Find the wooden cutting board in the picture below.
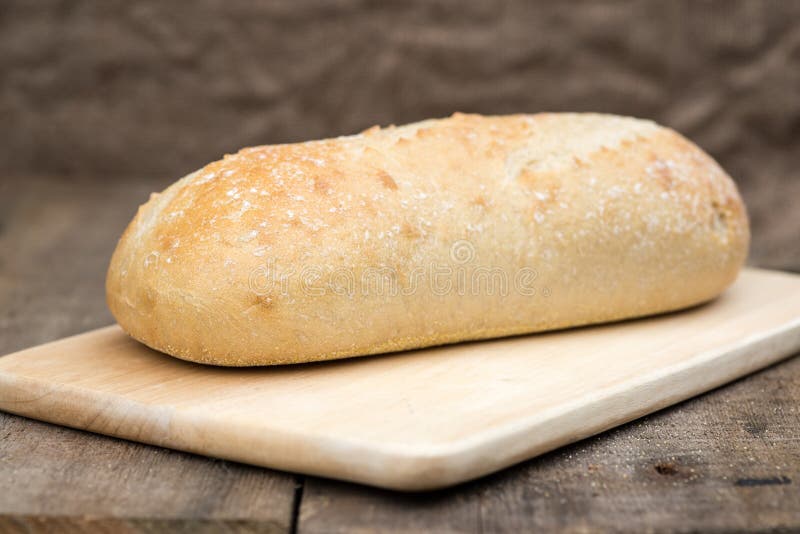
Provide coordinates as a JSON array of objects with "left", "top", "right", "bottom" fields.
[{"left": 1, "top": 268, "right": 799, "bottom": 491}]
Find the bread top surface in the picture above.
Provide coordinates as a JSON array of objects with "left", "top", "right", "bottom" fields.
[{"left": 107, "top": 113, "right": 749, "bottom": 365}]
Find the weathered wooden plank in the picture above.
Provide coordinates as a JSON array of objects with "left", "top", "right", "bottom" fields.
[
  {"left": 0, "top": 516, "right": 287, "bottom": 534},
  {"left": 297, "top": 355, "right": 800, "bottom": 533},
  {"left": 0, "top": 176, "right": 297, "bottom": 530},
  {"left": 0, "top": 412, "right": 296, "bottom": 531},
  {"left": 0, "top": 175, "right": 169, "bottom": 355}
]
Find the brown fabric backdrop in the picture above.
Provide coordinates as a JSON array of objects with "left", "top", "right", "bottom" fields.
[{"left": 2, "top": 0, "right": 798, "bottom": 269}]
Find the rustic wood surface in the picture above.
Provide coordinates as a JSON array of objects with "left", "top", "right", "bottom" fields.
[{"left": 1, "top": 175, "right": 798, "bottom": 532}]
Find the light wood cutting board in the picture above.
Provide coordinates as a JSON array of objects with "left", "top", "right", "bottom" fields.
[{"left": 1, "top": 268, "right": 799, "bottom": 491}]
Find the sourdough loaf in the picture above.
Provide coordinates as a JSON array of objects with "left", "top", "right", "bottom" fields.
[{"left": 106, "top": 113, "right": 749, "bottom": 365}]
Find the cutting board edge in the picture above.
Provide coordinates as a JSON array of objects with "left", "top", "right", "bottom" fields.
[
  {"left": 433, "top": 315, "right": 800, "bottom": 490},
  {"left": 1, "top": 316, "right": 799, "bottom": 491}
]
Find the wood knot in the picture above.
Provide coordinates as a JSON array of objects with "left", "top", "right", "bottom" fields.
[{"left": 654, "top": 462, "right": 678, "bottom": 476}]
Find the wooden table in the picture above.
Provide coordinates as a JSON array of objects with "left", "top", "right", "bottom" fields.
[{"left": 1, "top": 175, "right": 798, "bottom": 532}]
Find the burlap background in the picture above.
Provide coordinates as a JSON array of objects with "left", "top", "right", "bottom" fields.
[{"left": 2, "top": 0, "right": 798, "bottom": 269}]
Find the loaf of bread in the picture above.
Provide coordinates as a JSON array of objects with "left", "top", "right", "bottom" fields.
[{"left": 106, "top": 113, "right": 749, "bottom": 365}]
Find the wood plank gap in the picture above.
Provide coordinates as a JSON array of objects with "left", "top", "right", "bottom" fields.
[{"left": 290, "top": 476, "right": 305, "bottom": 534}]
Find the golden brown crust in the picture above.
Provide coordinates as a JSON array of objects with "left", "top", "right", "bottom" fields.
[{"left": 106, "top": 113, "right": 750, "bottom": 365}]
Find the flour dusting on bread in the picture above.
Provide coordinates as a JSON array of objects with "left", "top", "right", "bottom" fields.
[{"left": 107, "top": 113, "right": 749, "bottom": 365}]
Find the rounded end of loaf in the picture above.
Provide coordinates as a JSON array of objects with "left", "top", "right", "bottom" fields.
[{"left": 106, "top": 112, "right": 750, "bottom": 366}]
